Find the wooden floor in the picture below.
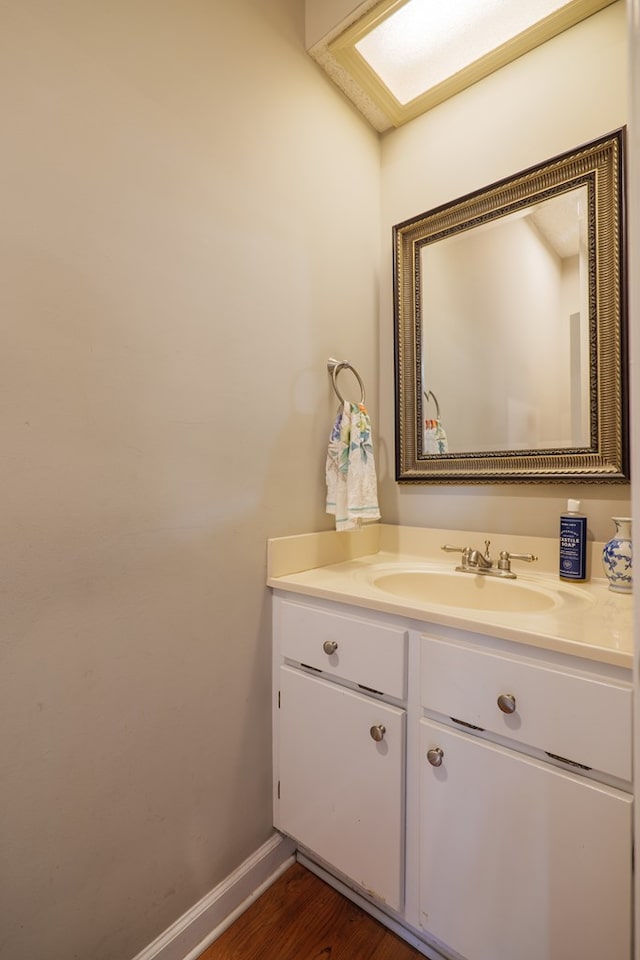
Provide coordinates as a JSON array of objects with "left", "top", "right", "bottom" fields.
[{"left": 197, "top": 862, "right": 425, "bottom": 960}]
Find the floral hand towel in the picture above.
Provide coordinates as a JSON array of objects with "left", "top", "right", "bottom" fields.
[
  {"left": 424, "top": 417, "right": 449, "bottom": 454},
  {"left": 326, "top": 401, "right": 381, "bottom": 532}
]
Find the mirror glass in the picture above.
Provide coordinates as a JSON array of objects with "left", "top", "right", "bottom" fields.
[
  {"left": 421, "top": 185, "right": 590, "bottom": 453},
  {"left": 394, "top": 130, "right": 627, "bottom": 482}
]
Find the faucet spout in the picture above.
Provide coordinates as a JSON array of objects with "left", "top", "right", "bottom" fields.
[
  {"left": 467, "top": 549, "right": 492, "bottom": 570},
  {"left": 448, "top": 540, "right": 495, "bottom": 575},
  {"left": 472, "top": 540, "right": 493, "bottom": 568}
]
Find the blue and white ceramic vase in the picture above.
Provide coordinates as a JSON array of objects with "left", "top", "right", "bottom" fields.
[{"left": 602, "top": 517, "right": 633, "bottom": 593}]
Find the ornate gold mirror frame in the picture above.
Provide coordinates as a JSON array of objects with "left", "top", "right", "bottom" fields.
[{"left": 394, "top": 129, "right": 628, "bottom": 483}]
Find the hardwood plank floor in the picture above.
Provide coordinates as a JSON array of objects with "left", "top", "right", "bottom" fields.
[{"left": 197, "top": 862, "right": 425, "bottom": 960}]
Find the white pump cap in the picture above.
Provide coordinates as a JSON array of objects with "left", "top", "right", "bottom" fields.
[{"left": 567, "top": 499, "right": 581, "bottom": 512}]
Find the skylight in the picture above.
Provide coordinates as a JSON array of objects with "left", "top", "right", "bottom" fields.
[
  {"left": 323, "top": 0, "right": 616, "bottom": 129},
  {"left": 355, "top": 0, "right": 584, "bottom": 106}
]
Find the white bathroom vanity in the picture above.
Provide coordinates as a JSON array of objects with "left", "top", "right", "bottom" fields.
[{"left": 268, "top": 524, "right": 633, "bottom": 960}]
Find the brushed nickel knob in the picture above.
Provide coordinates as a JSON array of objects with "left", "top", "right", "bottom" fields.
[
  {"left": 370, "top": 724, "right": 386, "bottom": 742},
  {"left": 497, "top": 693, "right": 517, "bottom": 714},
  {"left": 322, "top": 640, "right": 338, "bottom": 655},
  {"left": 427, "top": 747, "right": 444, "bottom": 767}
]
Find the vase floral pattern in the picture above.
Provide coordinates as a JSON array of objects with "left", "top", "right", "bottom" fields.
[{"left": 602, "top": 517, "right": 632, "bottom": 593}]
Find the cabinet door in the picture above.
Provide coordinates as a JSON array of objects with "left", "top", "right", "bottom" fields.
[
  {"left": 419, "top": 719, "right": 631, "bottom": 960},
  {"left": 278, "top": 665, "right": 405, "bottom": 911}
]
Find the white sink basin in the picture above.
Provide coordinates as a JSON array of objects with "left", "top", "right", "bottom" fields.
[{"left": 370, "top": 568, "right": 591, "bottom": 614}]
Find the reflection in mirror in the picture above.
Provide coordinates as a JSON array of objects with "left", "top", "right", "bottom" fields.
[
  {"left": 394, "top": 129, "right": 627, "bottom": 483},
  {"left": 421, "top": 186, "right": 590, "bottom": 453}
]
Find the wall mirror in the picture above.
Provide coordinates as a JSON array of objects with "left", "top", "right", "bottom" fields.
[{"left": 393, "top": 129, "right": 627, "bottom": 483}]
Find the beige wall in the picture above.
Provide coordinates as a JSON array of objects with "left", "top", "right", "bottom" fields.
[
  {"left": 305, "top": 0, "right": 366, "bottom": 47},
  {"left": 379, "top": 1, "right": 631, "bottom": 541},
  {"left": 0, "top": 2, "right": 380, "bottom": 958},
  {"left": 1, "top": 3, "right": 633, "bottom": 958}
]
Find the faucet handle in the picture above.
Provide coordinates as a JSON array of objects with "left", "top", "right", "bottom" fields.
[
  {"left": 442, "top": 544, "right": 474, "bottom": 566},
  {"left": 497, "top": 550, "right": 538, "bottom": 573}
]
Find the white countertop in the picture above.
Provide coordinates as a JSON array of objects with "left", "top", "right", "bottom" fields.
[{"left": 267, "top": 525, "right": 633, "bottom": 669}]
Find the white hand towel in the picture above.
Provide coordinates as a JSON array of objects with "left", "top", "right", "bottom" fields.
[{"left": 326, "top": 401, "right": 381, "bottom": 532}]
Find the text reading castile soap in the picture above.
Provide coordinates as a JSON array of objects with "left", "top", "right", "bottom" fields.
[{"left": 559, "top": 499, "right": 587, "bottom": 581}]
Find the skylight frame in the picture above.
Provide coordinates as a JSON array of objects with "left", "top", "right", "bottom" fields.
[{"left": 328, "top": 0, "right": 618, "bottom": 127}]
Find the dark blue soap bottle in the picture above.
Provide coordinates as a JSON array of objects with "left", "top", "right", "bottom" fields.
[{"left": 559, "top": 499, "right": 587, "bottom": 581}]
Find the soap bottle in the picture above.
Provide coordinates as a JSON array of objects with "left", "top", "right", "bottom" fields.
[{"left": 559, "top": 499, "right": 587, "bottom": 581}]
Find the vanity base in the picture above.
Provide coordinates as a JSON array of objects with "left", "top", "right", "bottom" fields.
[
  {"left": 270, "top": 531, "right": 633, "bottom": 960},
  {"left": 296, "top": 850, "right": 453, "bottom": 960}
]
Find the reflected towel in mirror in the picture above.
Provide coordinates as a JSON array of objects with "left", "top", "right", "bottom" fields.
[
  {"left": 424, "top": 418, "right": 449, "bottom": 454},
  {"left": 326, "top": 401, "right": 381, "bottom": 532}
]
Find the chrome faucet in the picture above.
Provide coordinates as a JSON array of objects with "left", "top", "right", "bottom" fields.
[
  {"left": 442, "top": 542, "right": 538, "bottom": 579},
  {"left": 462, "top": 541, "right": 493, "bottom": 570}
]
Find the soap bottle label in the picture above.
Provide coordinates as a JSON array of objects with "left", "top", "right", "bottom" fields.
[{"left": 559, "top": 516, "right": 587, "bottom": 580}]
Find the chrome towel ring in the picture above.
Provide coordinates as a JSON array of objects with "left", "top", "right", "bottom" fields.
[{"left": 327, "top": 357, "right": 366, "bottom": 405}]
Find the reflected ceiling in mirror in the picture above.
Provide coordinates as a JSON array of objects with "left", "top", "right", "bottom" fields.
[{"left": 394, "top": 129, "right": 627, "bottom": 483}]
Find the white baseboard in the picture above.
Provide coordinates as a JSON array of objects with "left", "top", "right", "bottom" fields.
[{"left": 131, "top": 832, "right": 296, "bottom": 960}]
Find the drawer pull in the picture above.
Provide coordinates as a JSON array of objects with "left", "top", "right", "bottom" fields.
[
  {"left": 427, "top": 747, "right": 444, "bottom": 767},
  {"left": 451, "top": 716, "right": 485, "bottom": 732},
  {"left": 497, "top": 693, "right": 517, "bottom": 714},
  {"left": 546, "top": 751, "right": 592, "bottom": 771},
  {"left": 322, "top": 640, "right": 338, "bottom": 655},
  {"left": 370, "top": 724, "right": 386, "bottom": 742}
]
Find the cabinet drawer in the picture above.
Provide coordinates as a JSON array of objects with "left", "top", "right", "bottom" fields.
[
  {"left": 421, "top": 635, "right": 632, "bottom": 780},
  {"left": 277, "top": 599, "right": 407, "bottom": 699}
]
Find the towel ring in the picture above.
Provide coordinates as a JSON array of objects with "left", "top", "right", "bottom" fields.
[
  {"left": 328, "top": 357, "right": 366, "bottom": 405},
  {"left": 424, "top": 389, "right": 441, "bottom": 419}
]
